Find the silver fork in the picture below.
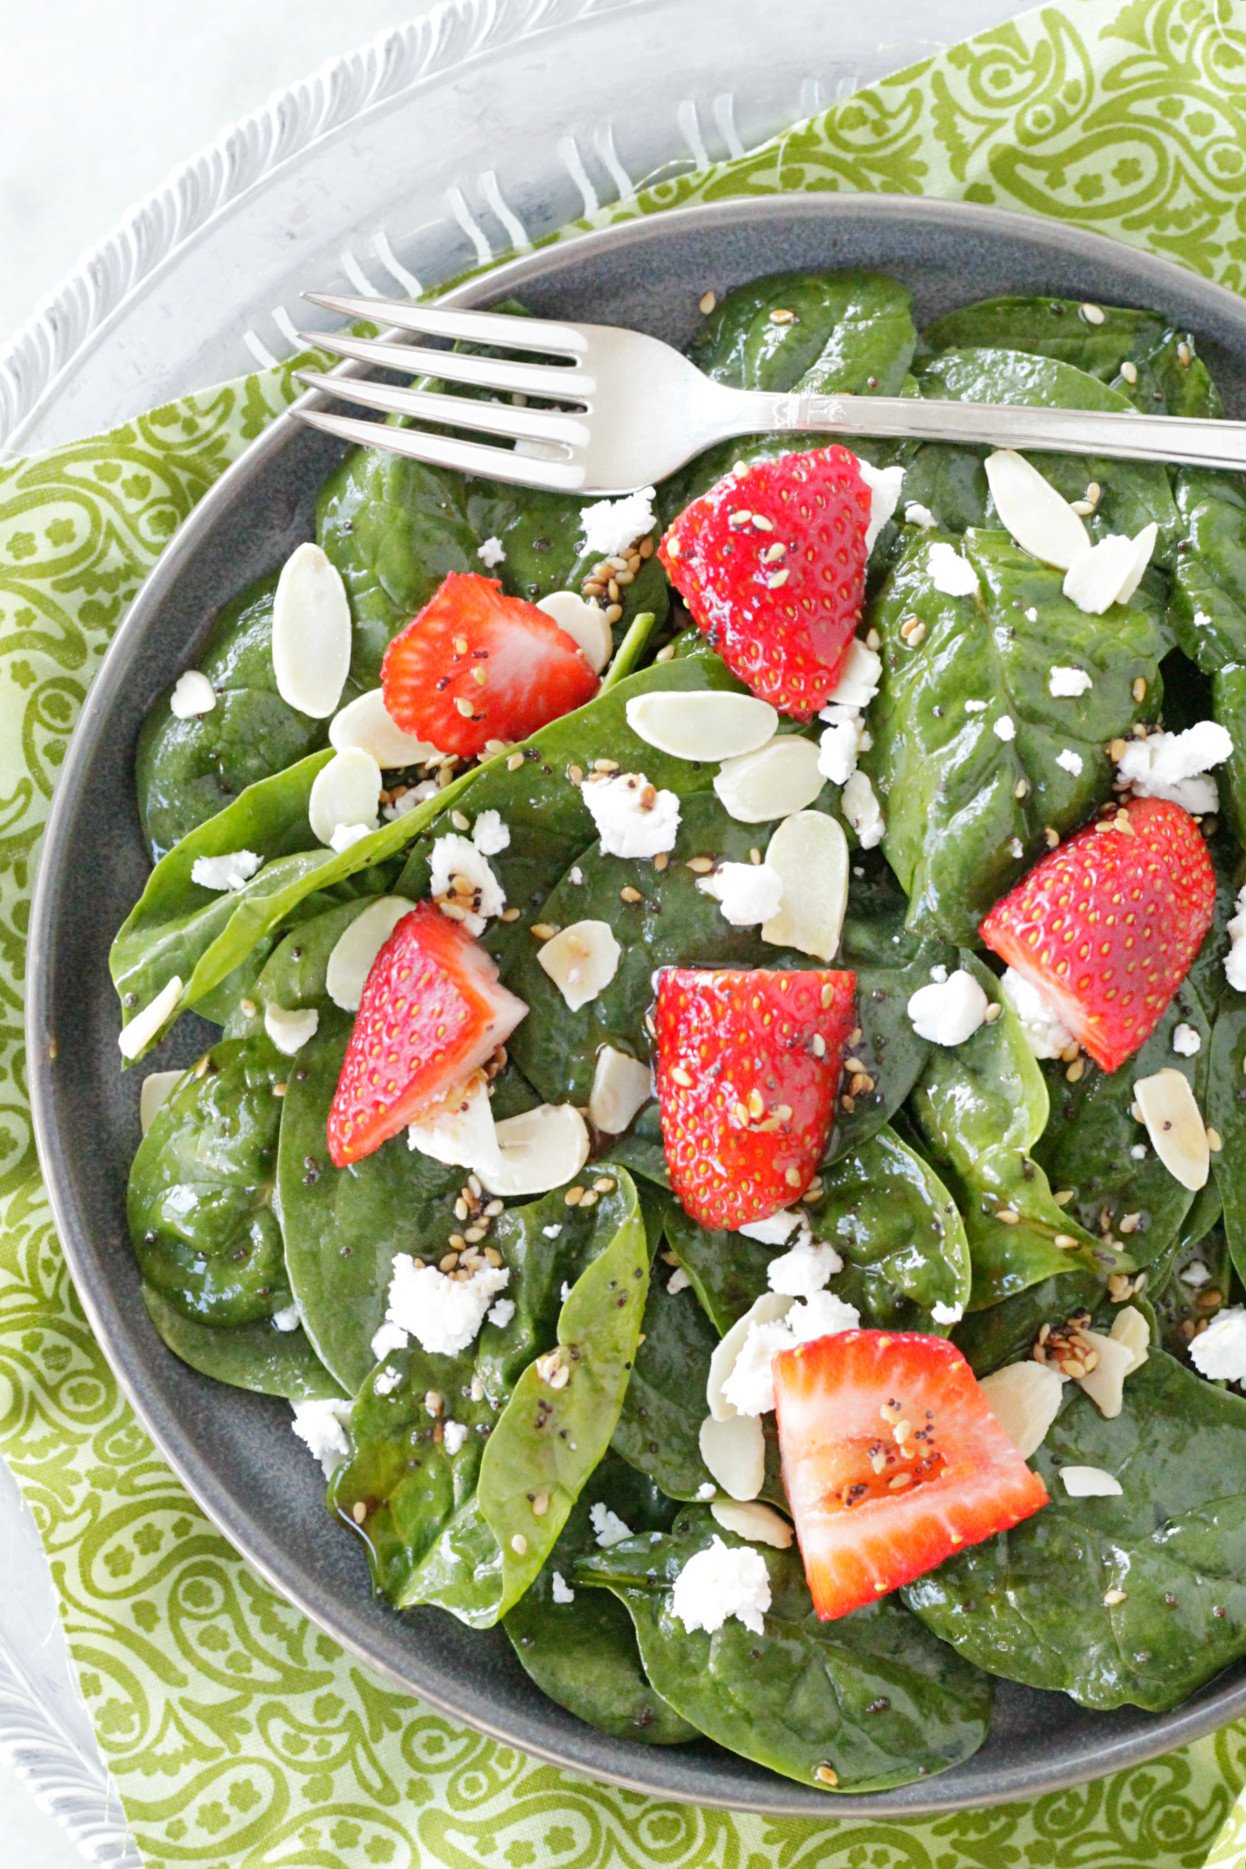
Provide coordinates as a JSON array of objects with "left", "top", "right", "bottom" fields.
[{"left": 293, "top": 291, "right": 1246, "bottom": 493}]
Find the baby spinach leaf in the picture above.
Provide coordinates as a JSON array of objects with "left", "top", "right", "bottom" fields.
[
  {"left": 504, "top": 1454, "right": 693, "bottom": 1745},
  {"left": 611, "top": 1274, "right": 720, "bottom": 1500},
  {"left": 1035, "top": 985, "right": 1210, "bottom": 1267},
  {"left": 275, "top": 1014, "right": 536, "bottom": 1392},
  {"left": 141, "top": 1284, "right": 343, "bottom": 1400},
  {"left": 136, "top": 574, "right": 335, "bottom": 860},
  {"left": 1214, "top": 663, "right": 1246, "bottom": 848},
  {"left": 952, "top": 1269, "right": 1106, "bottom": 1377},
  {"left": 906, "top": 1351, "right": 1246, "bottom": 1711},
  {"left": 919, "top": 297, "right": 1168, "bottom": 382},
  {"left": 1171, "top": 471, "right": 1246, "bottom": 672},
  {"left": 224, "top": 884, "right": 409, "bottom": 1038},
  {"left": 576, "top": 1509, "right": 992, "bottom": 1791},
  {"left": 329, "top": 1171, "right": 648, "bottom": 1626},
  {"left": 1207, "top": 1000, "right": 1246, "bottom": 1285},
  {"left": 128, "top": 1036, "right": 291, "bottom": 1326},
  {"left": 863, "top": 528, "right": 1165, "bottom": 941},
  {"left": 690, "top": 270, "right": 917, "bottom": 398}
]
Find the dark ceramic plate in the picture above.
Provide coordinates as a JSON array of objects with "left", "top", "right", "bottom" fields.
[{"left": 28, "top": 194, "right": 1246, "bottom": 1816}]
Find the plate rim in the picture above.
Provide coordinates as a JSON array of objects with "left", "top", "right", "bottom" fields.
[{"left": 28, "top": 189, "right": 1246, "bottom": 1820}]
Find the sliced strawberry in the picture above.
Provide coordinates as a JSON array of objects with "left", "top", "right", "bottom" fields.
[
  {"left": 658, "top": 448, "right": 870, "bottom": 718},
  {"left": 655, "top": 966, "right": 855, "bottom": 1229},
  {"left": 380, "top": 571, "right": 600, "bottom": 758},
  {"left": 979, "top": 796, "right": 1216, "bottom": 1073},
  {"left": 773, "top": 1330, "right": 1048, "bottom": 1620},
  {"left": 327, "top": 902, "right": 527, "bottom": 1167}
]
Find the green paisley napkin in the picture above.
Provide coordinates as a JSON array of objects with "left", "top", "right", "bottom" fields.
[{"left": 6, "top": 1, "right": 1246, "bottom": 1863}]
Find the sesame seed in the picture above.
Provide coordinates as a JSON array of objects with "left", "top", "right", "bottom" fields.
[
  {"left": 620, "top": 885, "right": 643, "bottom": 904},
  {"left": 565, "top": 1185, "right": 586, "bottom": 1206},
  {"left": 239, "top": 997, "right": 257, "bottom": 1018},
  {"left": 352, "top": 1502, "right": 367, "bottom": 1524},
  {"left": 1080, "top": 302, "right": 1106, "bottom": 325},
  {"left": 1132, "top": 676, "right": 1147, "bottom": 702},
  {"left": 454, "top": 696, "right": 475, "bottom": 718},
  {"left": 1120, "top": 360, "right": 1138, "bottom": 385},
  {"left": 699, "top": 290, "right": 717, "bottom": 315},
  {"left": 769, "top": 308, "right": 796, "bottom": 324},
  {"left": 507, "top": 751, "right": 524, "bottom": 771},
  {"left": 1208, "top": 1126, "right": 1223, "bottom": 1152},
  {"left": 511, "top": 1533, "right": 528, "bottom": 1555},
  {"left": 814, "top": 1765, "right": 839, "bottom": 1786},
  {"left": 656, "top": 644, "right": 675, "bottom": 662}
]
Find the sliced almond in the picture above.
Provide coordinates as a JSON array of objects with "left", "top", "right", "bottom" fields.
[
  {"left": 625, "top": 690, "right": 778, "bottom": 762},
  {"left": 308, "top": 748, "right": 382, "bottom": 847},
  {"left": 706, "top": 1291, "right": 793, "bottom": 1421},
  {"left": 483, "top": 1104, "right": 591, "bottom": 1197},
  {"left": 408, "top": 1069, "right": 499, "bottom": 1171},
  {"left": 1062, "top": 534, "right": 1138, "bottom": 616},
  {"left": 984, "top": 449, "right": 1090, "bottom": 571},
  {"left": 710, "top": 1499, "right": 793, "bottom": 1548},
  {"left": 325, "top": 897, "right": 414, "bottom": 1010},
  {"left": 536, "top": 919, "right": 622, "bottom": 1012},
  {"left": 979, "top": 1360, "right": 1065, "bottom": 1460},
  {"left": 698, "top": 1412, "right": 766, "bottom": 1502},
  {"left": 1116, "top": 521, "right": 1158, "bottom": 604},
  {"left": 263, "top": 1003, "right": 320, "bottom": 1057},
  {"left": 1060, "top": 1464, "right": 1122, "bottom": 1498},
  {"left": 1074, "top": 1331, "right": 1135, "bottom": 1420},
  {"left": 139, "top": 1069, "right": 183, "bottom": 1135},
  {"left": 713, "top": 737, "right": 825, "bottom": 823},
  {"left": 761, "top": 811, "right": 848, "bottom": 961},
  {"left": 272, "top": 541, "right": 352, "bottom": 718},
  {"left": 824, "top": 638, "right": 882, "bottom": 710},
  {"left": 537, "top": 591, "right": 614, "bottom": 673},
  {"left": 1134, "top": 1068, "right": 1210, "bottom": 1191},
  {"left": 118, "top": 975, "right": 182, "bottom": 1061},
  {"left": 169, "top": 670, "right": 216, "bottom": 719},
  {"left": 1109, "top": 1303, "right": 1150, "bottom": 1375},
  {"left": 588, "top": 1045, "right": 652, "bottom": 1134},
  {"left": 329, "top": 688, "right": 437, "bottom": 769}
]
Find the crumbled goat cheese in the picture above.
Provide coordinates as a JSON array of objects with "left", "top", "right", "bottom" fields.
[
  {"left": 1056, "top": 748, "right": 1084, "bottom": 776},
  {"left": 442, "top": 1420, "right": 469, "bottom": 1456},
  {"left": 723, "top": 1291, "right": 862, "bottom": 1416},
  {"left": 383, "top": 781, "right": 438, "bottom": 822},
  {"left": 823, "top": 639, "right": 882, "bottom": 711},
  {"left": 669, "top": 1537, "right": 771, "bottom": 1637},
  {"left": 559, "top": 1280, "right": 572, "bottom": 1302},
  {"left": 766, "top": 1237, "right": 843, "bottom": 1298},
  {"left": 1049, "top": 666, "right": 1093, "bottom": 697},
  {"left": 264, "top": 1003, "right": 320, "bottom": 1057},
  {"left": 370, "top": 1321, "right": 408, "bottom": 1361},
  {"left": 928, "top": 541, "right": 980, "bottom": 596},
  {"left": 1000, "top": 966, "right": 1075, "bottom": 1059},
  {"left": 476, "top": 536, "right": 506, "bottom": 567},
  {"left": 905, "top": 502, "right": 937, "bottom": 529},
  {"left": 1130, "top": 1143, "right": 1148, "bottom": 1160},
  {"left": 374, "top": 1366, "right": 403, "bottom": 1397},
  {"left": 291, "top": 1399, "right": 353, "bottom": 1477},
  {"left": 472, "top": 809, "right": 510, "bottom": 855},
  {"left": 543, "top": 1224, "right": 563, "bottom": 1239},
  {"left": 1190, "top": 1306, "right": 1246, "bottom": 1383},
  {"left": 696, "top": 1481, "right": 716, "bottom": 1501},
  {"left": 1228, "top": 884, "right": 1246, "bottom": 993},
  {"left": 383, "top": 1256, "right": 510, "bottom": 1357},
  {"left": 667, "top": 1266, "right": 691, "bottom": 1295},
  {"left": 589, "top": 1503, "right": 633, "bottom": 1548},
  {"left": 907, "top": 969, "right": 990, "bottom": 1047},
  {"left": 993, "top": 715, "right": 1017, "bottom": 743},
  {"left": 818, "top": 705, "right": 864, "bottom": 785},
  {"left": 1172, "top": 1023, "right": 1202, "bottom": 1057},
  {"left": 272, "top": 1303, "right": 301, "bottom": 1332},
  {"left": 581, "top": 770, "right": 681, "bottom": 858},
  {"left": 487, "top": 1297, "right": 515, "bottom": 1329},
  {"left": 842, "top": 769, "right": 884, "bottom": 849},
  {"left": 964, "top": 699, "right": 988, "bottom": 713},
  {"left": 739, "top": 1209, "right": 806, "bottom": 1247},
  {"left": 170, "top": 670, "right": 217, "bottom": 718},
  {"left": 330, "top": 822, "right": 373, "bottom": 853},
  {"left": 931, "top": 1300, "right": 965, "bottom": 1325},
  {"left": 858, "top": 460, "right": 905, "bottom": 553},
  {"left": 579, "top": 486, "right": 658, "bottom": 557},
  {"left": 428, "top": 833, "right": 506, "bottom": 934},
  {"left": 550, "top": 1570, "right": 575, "bottom": 1604},
  {"left": 191, "top": 849, "right": 262, "bottom": 892},
  {"left": 697, "top": 860, "right": 784, "bottom": 927},
  {"left": 1181, "top": 1259, "right": 1212, "bottom": 1288},
  {"left": 1116, "top": 721, "right": 1232, "bottom": 815}
]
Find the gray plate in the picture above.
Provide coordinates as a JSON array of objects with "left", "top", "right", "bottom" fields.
[{"left": 27, "top": 192, "right": 1246, "bottom": 1817}]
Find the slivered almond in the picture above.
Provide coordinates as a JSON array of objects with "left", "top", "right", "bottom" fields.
[
  {"left": 536, "top": 919, "right": 621, "bottom": 1012},
  {"left": 713, "top": 737, "right": 825, "bottom": 823},
  {"left": 625, "top": 690, "right": 778, "bottom": 762},
  {"left": 308, "top": 747, "right": 382, "bottom": 846},
  {"left": 979, "top": 1360, "right": 1065, "bottom": 1460},
  {"left": 483, "top": 1104, "right": 590, "bottom": 1197},
  {"left": 272, "top": 542, "right": 352, "bottom": 718},
  {"left": 698, "top": 1412, "right": 766, "bottom": 1502},
  {"left": 710, "top": 1500, "right": 793, "bottom": 1548},
  {"left": 1134, "top": 1068, "right": 1210, "bottom": 1191},
  {"left": 329, "top": 688, "right": 437, "bottom": 768},
  {"left": 326, "top": 897, "right": 414, "bottom": 1010},
  {"left": 984, "top": 450, "right": 1089, "bottom": 571},
  {"left": 1061, "top": 1465, "right": 1122, "bottom": 1497},
  {"left": 139, "top": 1069, "right": 183, "bottom": 1134},
  {"left": 1074, "top": 1330, "right": 1135, "bottom": 1419},
  {"left": 588, "top": 1045, "right": 652, "bottom": 1134},
  {"left": 1109, "top": 1304, "right": 1150, "bottom": 1375},
  {"left": 761, "top": 811, "right": 848, "bottom": 961},
  {"left": 537, "top": 591, "right": 613, "bottom": 673}
]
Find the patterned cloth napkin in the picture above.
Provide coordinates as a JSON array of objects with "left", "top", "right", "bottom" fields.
[{"left": 6, "top": 1, "right": 1246, "bottom": 1863}]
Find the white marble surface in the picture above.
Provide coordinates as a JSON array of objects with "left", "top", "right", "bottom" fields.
[{"left": 0, "top": 1756, "right": 81, "bottom": 1869}]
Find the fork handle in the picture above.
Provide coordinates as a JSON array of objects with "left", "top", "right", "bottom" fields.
[{"left": 748, "top": 388, "right": 1246, "bottom": 472}]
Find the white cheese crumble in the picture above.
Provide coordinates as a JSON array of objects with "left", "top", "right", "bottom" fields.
[
  {"left": 471, "top": 809, "right": 511, "bottom": 855},
  {"left": 1049, "top": 666, "right": 1093, "bottom": 697},
  {"left": 190, "top": 848, "right": 262, "bottom": 892},
  {"left": 374, "top": 1366, "right": 402, "bottom": 1397},
  {"left": 543, "top": 1224, "right": 563, "bottom": 1240},
  {"left": 1116, "top": 720, "right": 1232, "bottom": 815},
  {"left": 738, "top": 1209, "right": 806, "bottom": 1247},
  {"left": 589, "top": 1502, "right": 633, "bottom": 1548},
  {"left": 931, "top": 1300, "right": 964, "bottom": 1326},
  {"left": 1228, "top": 884, "right": 1246, "bottom": 993},
  {"left": 579, "top": 486, "right": 658, "bottom": 557},
  {"left": 964, "top": 699, "right": 988, "bottom": 713},
  {"left": 669, "top": 1537, "right": 771, "bottom": 1637},
  {"left": 1172, "top": 1023, "right": 1202, "bottom": 1057},
  {"left": 818, "top": 705, "right": 865, "bottom": 786},
  {"left": 993, "top": 715, "right": 1017, "bottom": 743},
  {"left": 581, "top": 770, "right": 681, "bottom": 858},
  {"left": 442, "top": 1419, "right": 469, "bottom": 1456},
  {"left": 370, "top": 1321, "right": 408, "bottom": 1362},
  {"left": 428, "top": 832, "right": 506, "bottom": 935},
  {"left": 330, "top": 822, "right": 373, "bottom": 853},
  {"left": 291, "top": 1399, "right": 353, "bottom": 1477},
  {"left": 263, "top": 1003, "right": 319, "bottom": 1057},
  {"left": 487, "top": 1297, "right": 515, "bottom": 1329},
  {"left": 550, "top": 1570, "right": 575, "bottom": 1604},
  {"left": 667, "top": 1266, "right": 691, "bottom": 1295},
  {"left": 696, "top": 1481, "right": 716, "bottom": 1501},
  {"left": 1000, "top": 967, "right": 1075, "bottom": 1059},
  {"left": 905, "top": 501, "right": 937, "bottom": 529},
  {"left": 1181, "top": 1259, "right": 1212, "bottom": 1288},
  {"left": 723, "top": 1291, "right": 862, "bottom": 1417},
  {"left": 766, "top": 1237, "right": 843, "bottom": 1298},
  {"left": 906, "top": 969, "right": 990, "bottom": 1047},
  {"left": 823, "top": 639, "right": 882, "bottom": 711},
  {"left": 1056, "top": 748, "right": 1084, "bottom": 776},
  {"left": 170, "top": 669, "right": 217, "bottom": 718},
  {"left": 841, "top": 769, "right": 885, "bottom": 849},
  {"left": 383, "top": 781, "right": 438, "bottom": 822},
  {"left": 1189, "top": 1306, "right": 1246, "bottom": 1382},
  {"left": 272, "top": 1303, "right": 301, "bottom": 1332},
  {"left": 928, "top": 541, "right": 980, "bottom": 597},
  {"left": 476, "top": 536, "right": 506, "bottom": 568},
  {"left": 697, "top": 860, "right": 784, "bottom": 927},
  {"left": 858, "top": 460, "right": 905, "bottom": 553},
  {"left": 382, "top": 1256, "right": 511, "bottom": 1357}
]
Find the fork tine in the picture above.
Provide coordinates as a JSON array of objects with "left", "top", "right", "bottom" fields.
[
  {"left": 299, "top": 328, "right": 594, "bottom": 401},
  {"left": 294, "top": 370, "right": 588, "bottom": 448},
  {"left": 305, "top": 291, "right": 589, "bottom": 359},
  {"left": 291, "top": 405, "right": 587, "bottom": 493}
]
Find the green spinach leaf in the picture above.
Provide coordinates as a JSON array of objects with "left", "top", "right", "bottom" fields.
[
  {"left": 140, "top": 1284, "right": 343, "bottom": 1400},
  {"left": 1207, "top": 1000, "right": 1246, "bottom": 1284}
]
